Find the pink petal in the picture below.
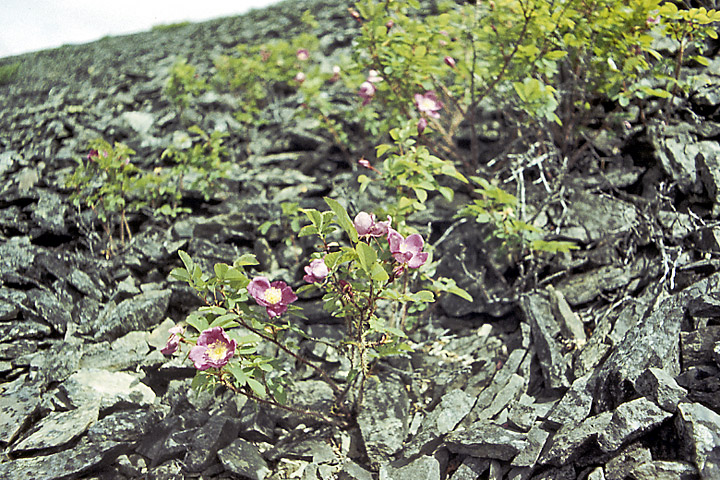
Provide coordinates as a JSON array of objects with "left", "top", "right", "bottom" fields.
[
  {"left": 407, "top": 252, "right": 428, "bottom": 269},
  {"left": 403, "top": 234, "right": 424, "bottom": 254},
  {"left": 387, "top": 228, "right": 403, "bottom": 253}
]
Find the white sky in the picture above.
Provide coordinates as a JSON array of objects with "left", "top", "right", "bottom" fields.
[{"left": 0, "top": 0, "right": 282, "bottom": 58}]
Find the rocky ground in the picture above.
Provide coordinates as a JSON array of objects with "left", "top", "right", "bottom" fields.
[{"left": 1, "top": 0, "right": 720, "bottom": 479}]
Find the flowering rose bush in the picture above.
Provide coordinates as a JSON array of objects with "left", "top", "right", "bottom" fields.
[
  {"left": 247, "top": 277, "right": 298, "bottom": 318},
  {"left": 189, "top": 327, "right": 237, "bottom": 370}
]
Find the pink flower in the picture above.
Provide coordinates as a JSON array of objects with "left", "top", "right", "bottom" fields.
[
  {"left": 295, "top": 71, "right": 306, "bottom": 83},
  {"left": 304, "top": 258, "right": 329, "bottom": 283},
  {"left": 354, "top": 212, "right": 391, "bottom": 237},
  {"left": 160, "top": 325, "right": 185, "bottom": 355},
  {"left": 415, "top": 91, "right": 443, "bottom": 119},
  {"left": 359, "top": 158, "right": 372, "bottom": 169},
  {"left": 417, "top": 117, "right": 428, "bottom": 134},
  {"left": 359, "top": 81, "right": 376, "bottom": 105},
  {"left": 248, "top": 276, "right": 297, "bottom": 317},
  {"left": 367, "top": 70, "right": 383, "bottom": 83},
  {"left": 296, "top": 49, "right": 310, "bottom": 61},
  {"left": 188, "top": 327, "right": 236, "bottom": 370},
  {"left": 444, "top": 56, "right": 456, "bottom": 68},
  {"left": 387, "top": 228, "right": 428, "bottom": 268}
]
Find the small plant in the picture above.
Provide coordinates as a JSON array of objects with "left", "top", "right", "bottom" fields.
[
  {"left": 163, "top": 198, "right": 447, "bottom": 422},
  {"left": 0, "top": 61, "right": 21, "bottom": 86},
  {"left": 165, "top": 58, "right": 207, "bottom": 115}
]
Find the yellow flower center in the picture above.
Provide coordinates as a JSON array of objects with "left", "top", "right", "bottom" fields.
[
  {"left": 207, "top": 342, "right": 228, "bottom": 362},
  {"left": 264, "top": 287, "right": 283, "bottom": 305}
]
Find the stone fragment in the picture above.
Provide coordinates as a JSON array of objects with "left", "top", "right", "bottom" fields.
[
  {"left": 68, "top": 269, "right": 105, "bottom": 302},
  {"left": 511, "top": 422, "right": 550, "bottom": 467},
  {"left": 548, "top": 286, "right": 586, "bottom": 346},
  {"left": 357, "top": 373, "right": 409, "bottom": 464},
  {"left": 0, "top": 318, "right": 52, "bottom": 343},
  {"left": 586, "top": 467, "right": 605, "bottom": 480},
  {"left": 530, "top": 465, "right": 575, "bottom": 479},
  {"left": 635, "top": 367, "right": 687, "bottom": 411},
  {"left": 239, "top": 402, "right": 276, "bottom": 443},
  {"left": 592, "top": 293, "right": 682, "bottom": 411},
  {"left": 650, "top": 123, "right": 702, "bottom": 193},
  {"left": 87, "top": 408, "right": 166, "bottom": 443},
  {"left": 475, "top": 374, "right": 524, "bottom": 422},
  {"left": 0, "top": 438, "right": 124, "bottom": 480},
  {"left": 445, "top": 422, "right": 527, "bottom": 461},
  {"left": 12, "top": 404, "right": 98, "bottom": 452},
  {"left": 597, "top": 397, "right": 672, "bottom": 452},
  {"left": 696, "top": 140, "right": 720, "bottom": 205},
  {"left": 338, "top": 459, "right": 374, "bottom": 480},
  {"left": 540, "top": 412, "right": 612, "bottom": 466},
  {"left": 681, "top": 326, "right": 720, "bottom": 368},
  {"left": 558, "top": 190, "right": 639, "bottom": 243},
  {"left": 546, "top": 373, "right": 595, "bottom": 428},
  {"left": 23, "top": 288, "right": 72, "bottom": 335},
  {"left": 676, "top": 402, "right": 720, "bottom": 479},
  {"left": 604, "top": 443, "right": 651, "bottom": 480},
  {"left": 630, "top": 460, "right": 699, "bottom": 480},
  {"left": 0, "top": 378, "right": 42, "bottom": 445},
  {"left": 185, "top": 415, "right": 241, "bottom": 472},
  {"left": 79, "top": 330, "right": 150, "bottom": 371},
  {"left": 521, "top": 292, "right": 570, "bottom": 389},
  {"left": 92, "top": 288, "right": 171, "bottom": 341},
  {"left": 218, "top": 438, "right": 270, "bottom": 480},
  {"left": 59, "top": 368, "right": 155, "bottom": 410},
  {"left": 31, "top": 189, "right": 67, "bottom": 235},
  {"left": 450, "top": 457, "right": 489, "bottom": 479},
  {"left": 379, "top": 455, "right": 440, "bottom": 480}
]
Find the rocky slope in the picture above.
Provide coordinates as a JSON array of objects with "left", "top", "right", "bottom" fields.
[{"left": 1, "top": 1, "right": 720, "bottom": 479}]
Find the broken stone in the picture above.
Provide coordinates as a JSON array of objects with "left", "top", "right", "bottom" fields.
[
  {"left": 338, "top": 459, "right": 374, "bottom": 480},
  {"left": 676, "top": 402, "right": 720, "bottom": 479},
  {"left": 604, "top": 442, "right": 652, "bottom": 480},
  {"left": 635, "top": 367, "right": 687, "bottom": 412},
  {"left": 59, "top": 368, "right": 156, "bottom": 410},
  {"left": 445, "top": 422, "right": 527, "bottom": 461},
  {"left": 539, "top": 412, "right": 612, "bottom": 466},
  {"left": 357, "top": 372, "right": 409, "bottom": 465},
  {"left": 681, "top": 325, "right": 720, "bottom": 368},
  {"left": 91, "top": 288, "right": 171, "bottom": 341},
  {"left": 511, "top": 422, "right": 550, "bottom": 467},
  {"left": 597, "top": 397, "right": 672, "bottom": 453},
  {"left": 184, "top": 414, "right": 241, "bottom": 472},
  {"left": 546, "top": 373, "right": 595, "bottom": 428},
  {"left": 450, "top": 457, "right": 489, "bottom": 479},
  {"left": 379, "top": 455, "right": 440, "bottom": 480},
  {"left": 12, "top": 404, "right": 99, "bottom": 453},
  {"left": 0, "top": 377, "right": 42, "bottom": 445},
  {"left": 630, "top": 460, "right": 699, "bottom": 480},
  {"left": 218, "top": 438, "right": 270, "bottom": 480},
  {"left": 466, "top": 348, "right": 527, "bottom": 423},
  {"left": 521, "top": 292, "right": 570, "bottom": 389}
]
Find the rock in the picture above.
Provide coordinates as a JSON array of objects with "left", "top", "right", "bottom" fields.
[
  {"left": 649, "top": 123, "right": 702, "bottom": 194},
  {"left": 604, "top": 442, "right": 651, "bottom": 480},
  {"left": 87, "top": 407, "right": 166, "bottom": 443},
  {"left": 0, "top": 377, "right": 42, "bottom": 445},
  {"left": 630, "top": 460, "right": 699, "bottom": 480},
  {"left": 635, "top": 367, "right": 687, "bottom": 412},
  {"left": 681, "top": 326, "right": 720, "bottom": 368},
  {"left": 539, "top": 412, "right": 613, "bottom": 466},
  {"left": 357, "top": 372, "right": 409, "bottom": 465},
  {"left": 184, "top": 414, "right": 241, "bottom": 472},
  {"left": 218, "top": 438, "right": 270, "bottom": 480},
  {"left": 11, "top": 404, "right": 99, "bottom": 453},
  {"left": 92, "top": 288, "right": 171, "bottom": 341},
  {"left": 59, "top": 368, "right": 156, "bottom": 410},
  {"left": 546, "top": 373, "right": 595, "bottom": 428},
  {"left": 596, "top": 397, "right": 672, "bottom": 453},
  {"left": 445, "top": 422, "right": 527, "bottom": 461},
  {"left": 511, "top": 423, "right": 550, "bottom": 467},
  {"left": 696, "top": 140, "right": 720, "bottom": 205},
  {"left": 339, "top": 459, "right": 374, "bottom": 480},
  {"left": 557, "top": 190, "right": 639, "bottom": 243},
  {"left": 676, "top": 402, "right": 720, "bottom": 479},
  {"left": 521, "top": 293, "right": 570, "bottom": 389},
  {"left": 450, "top": 457, "right": 489, "bottom": 479},
  {"left": 379, "top": 456, "right": 440, "bottom": 480}
]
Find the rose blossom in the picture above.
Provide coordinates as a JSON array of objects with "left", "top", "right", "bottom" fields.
[
  {"left": 304, "top": 258, "right": 329, "bottom": 283},
  {"left": 354, "top": 212, "right": 391, "bottom": 237},
  {"left": 415, "top": 91, "right": 443, "bottom": 119},
  {"left": 248, "top": 276, "right": 298, "bottom": 318},
  {"left": 358, "top": 81, "right": 376, "bottom": 105},
  {"left": 188, "top": 327, "right": 236, "bottom": 370},
  {"left": 387, "top": 228, "right": 428, "bottom": 269},
  {"left": 160, "top": 324, "right": 185, "bottom": 355}
]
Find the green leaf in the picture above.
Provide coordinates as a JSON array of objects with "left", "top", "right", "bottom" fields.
[
  {"left": 375, "top": 144, "right": 393, "bottom": 158},
  {"left": 412, "top": 290, "right": 435, "bottom": 302},
  {"left": 170, "top": 267, "right": 191, "bottom": 283},
  {"left": 209, "top": 314, "right": 239, "bottom": 329},
  {"left": 299, "top": 225, "right": 319, "bottom": 237},
  {"left": 214, "top": 263, "right": 229, "bottom": 279},
  {"left": 324, "top": 251, "right": 342, "bottom": 270},
  {"left": 186, "top": 314, "right": 210, "bottom": 333},
  {"left": 178, "top": 250, "right": 194, "bottom": 273},
  {"left": 235, "top": 253, "right": 259, "bottom": 267},
  {"left": 303, "top": 208, "right": 323, "bottom": 228},
  {"left": 356, "top": 242, "right": 377, "bottom": 275},
  {"left": 246, "top": 377, "right": 266, "bottom": 398},
  {"left": 325, "top": 197, "right": 358, "bottom": 243},
  {"left": 371, "top": 263, "right": 389, "bottom": 282}
]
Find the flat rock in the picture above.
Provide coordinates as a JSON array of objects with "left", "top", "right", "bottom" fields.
[
  {"left": 540, "top": 412, "right": 613, "bottom": 466},
  {"left": 676, "top": 402, "right": 720, "bottom": 479},
  {"left": 597, "top": 397, "right": 672, "bottom": 452},
  {"left": 521, "top": 293, "right": 570, "bottom": 389},
  {"left": 635, "top": 367, "right": 687, "bottom": 412},
  {"left": 445, "top": 422, "right": 527, "bottom": 461},
  {"left": 59, "top": 368, "right": 156, "bottom": 410},
  {"left": 218, "top": 438, "right": 270, "bottom": 480},
  {"left": 92, "top": 288, "right": 171, "bottom": 341},
  {"left": 630, "top": 460, "right": 699, "bottom": 480},
  {"left": 12, "top": 404, "right": 99, "bottom": 452},
  {"left": 0, "top": 378, "right": 42, "bottom": 445},
  {"left": 379, "top": 455, "right": 440, "bottom": 480}
]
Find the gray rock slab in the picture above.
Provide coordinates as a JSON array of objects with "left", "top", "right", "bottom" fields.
[
  {"left": 12, "top": 404, "right": 99, "bottom": 452},
  {"left": 466, "top": 348, "right": 527, "bottom": 424},
  {"left": 604, "top": 442, "right": 652, "bottom": 480},
  {"left": 631, "top": 460, "right": 699, "bottom": 480},
  {"left": 530, "top": 465, "right": 575, "bottom": 480},
  {"left": 87, "top": 407, "right": 167, "bottom": 443},
  {"left": 0, "top": 378, "right": 42, "bottom": 445},
  {"left": 546, "top": 373, "right": 595, "bottom": 428},
  {"left": 185, "top": 414, "right": 241, "bottom": 472},
  {"left": 540, "top": 412, "right": 613, "bottom": 466},
  {"left": 379, "top": 456, "right": 440, "bottom": 480},
  {"left": 450, "top": 457, "right": 489, "bottom": 479},
  {"left": 23, "top": 288, "right": 72, "bottom": 335},
  {"left": 445, "top": 422, "right": 527, "bottom": 461},
  {"left": 676, "top": 402, "right": 720, "bottom": 479},
  {"left": 696, "top": 140, "right": 720, "bottom": 204},
  {"left": 476, "top": 374, "right": 525, "bottom": 422},
  {"left": 681, "top": 325, "right": 720, "bottom": 368},
  {"left": 357, "top": 372, "right": 409, "bottom": 465},
  {"left": 521, "top": 292, "right": 570, "bottom": 389},
  {"left": 558, "top": 190, "right": 639, "bottom": 243},
  {"left": 218, "top": 438, "right": 270, "bottom": 480},
  {"left": 0, "top": 439, "right": 124, "bottom": 480},
  {"left": 592, "top": 292, "right": 682, "bottom": 411},
  {"left": 650, "top": 124, "right": 701, "bottom": 193},
  {"left": 339, "top": 459, "right": 374, "bottom": 480},
  {"left": 635, "top": 367, "right": 687, "bottom": 412},
  {"left": 512, "top": 422, "right": 550, "bottom": 467},
  {"left": 93, "top": 288, "right": 171, "bottom": 341},
  {"left": 59, "top": 368, "right": 155, "bottom": 410},
  {"left": 597, "top": 397, "right": 672, "bottom": 452},
  {"left": 0, "top": 318, "right": 52, "bottom": 343}
]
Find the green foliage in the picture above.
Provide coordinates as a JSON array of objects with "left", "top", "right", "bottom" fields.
[
  {"left": 0, "top": 61, "right": 21, "bottom": 86},
  {"left": 151, "top": 21, "right": 191, "bottom": 32},
  {"left": 165, "top": 58, "right": 207, "bottom": 112},
  {"left": 456, "top": 176, "right": 577, "bottom": 257}
]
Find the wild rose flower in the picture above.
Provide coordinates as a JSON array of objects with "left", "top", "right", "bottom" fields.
[
  {"left": 367, "top": 69, "right": 383, "bottom": 83},
  {"left": 295, "top": 71, "right": 306, "bottom": 83},
  {"left": 188, "top": 327, "right": 236, "bottom": 370},
  {"left": 417, "top": 117, "right": 428, "bottom": 134},
  {"left": 415, "top": 91, "right": 443, "bottom": 119},
  {"left": 444, "top": 56, "right": 456, "bottom": 68},
  {"left": 248, "top": 276, "right": 297, "bottom": 318},
  {"left": 354, "top": 212, "right": 391, "bottom": 237},
  {"left": 160, "top": 324, "right": 185, "bottom": 355},
  {"left": 296, "top": 48, "right": 310, "bottom": 61},
  {"left": 304, "top": 258, "right": 329, "bottom": 283},
  {"left": 330, "top": 65, "right": 341, "bottom": 82},
  {"left": 359, "top": 81, "right": 376, "bottom": 105},
  {"left": 387, "top": 228, "right": 428, "bottom": 269},
  {"left": 358, "top": 158, "right": 372, "bottom": 169}
]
